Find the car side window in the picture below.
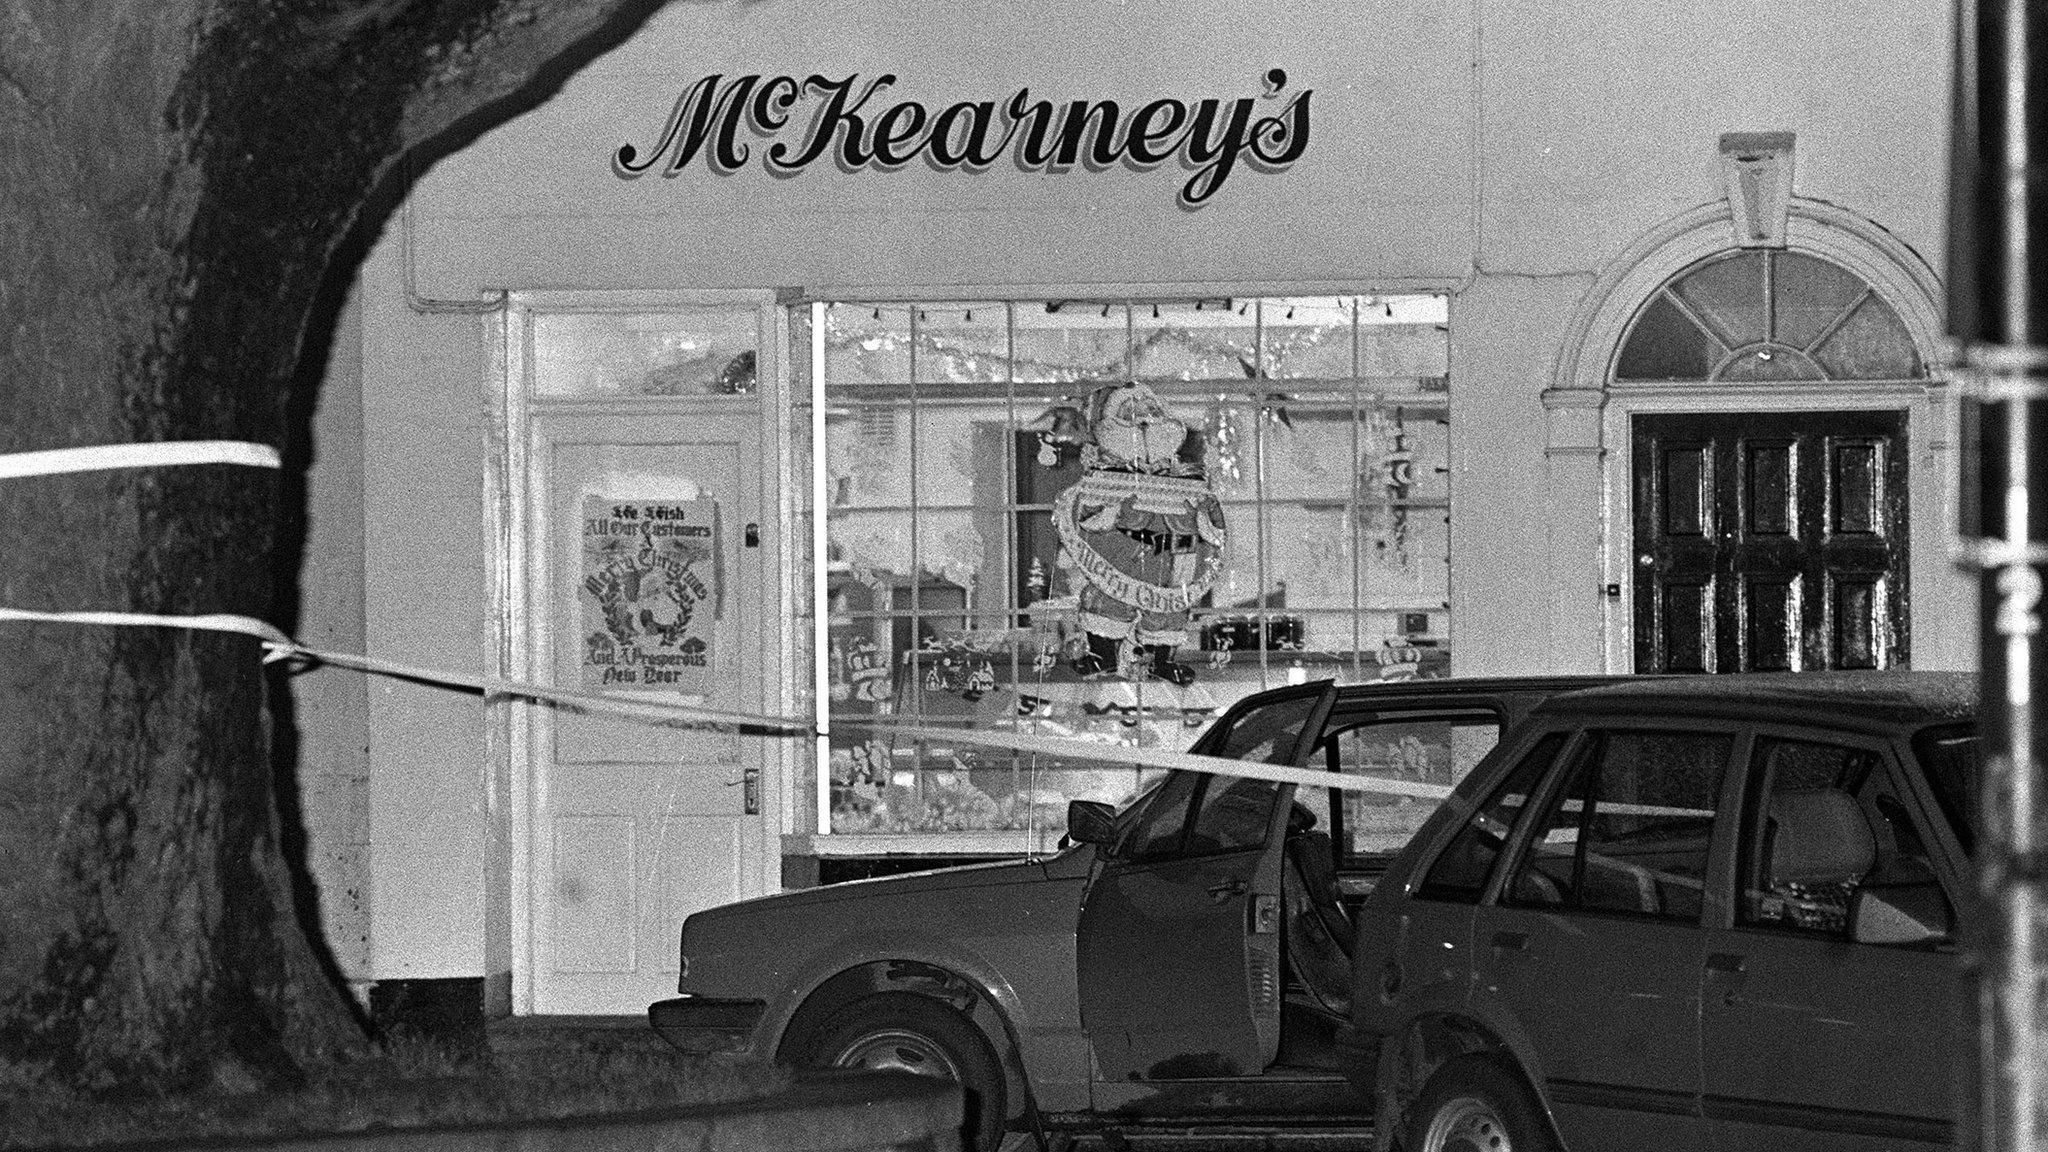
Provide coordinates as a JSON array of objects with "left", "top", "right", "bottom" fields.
[
  {"left": 1741, "top": 737, "right": 1953, "bottom": 941},
  {"left": 1416, "top": 733, "right": 1566, "bottom": 903},
  {"left": 1184, "top": 776, "right": 1284, "bottom": 855},
  {"left": 1209, "top": 692, "right": 1325, "bottom": 763},
  {"left": 1507, "top": 730, "right": 1729, "bottom": 922},
  {"left": 1312, "top": 713, "right": 1504, "bottom": 865},
  {"left": 1119, "top": 770, "right": 1202, "bottom": 859}
]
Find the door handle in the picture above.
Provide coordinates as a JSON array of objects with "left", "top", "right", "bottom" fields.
[
  {"left": 1704, "top": 951, "right": 1749, "bottom": 1005},
  {"left": 1490, "top": 930, "right": 1529, "bottom": 953},
  {"left": 1206, "top": 878, "right": 1249, "bottom": 903}
]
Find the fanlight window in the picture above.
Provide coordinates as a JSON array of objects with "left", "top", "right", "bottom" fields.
[{"left": 1614, "top": 251, "right": 1923, "bottom": 382}]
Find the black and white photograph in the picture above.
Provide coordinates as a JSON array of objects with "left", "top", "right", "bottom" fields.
[{"left": 0, "top": 1, "right": 2029, "bottom": 1149}]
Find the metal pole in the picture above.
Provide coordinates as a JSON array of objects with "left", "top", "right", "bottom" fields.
[{"left": 1955, "top": 3, "right": 2048, "bottom": 1151}]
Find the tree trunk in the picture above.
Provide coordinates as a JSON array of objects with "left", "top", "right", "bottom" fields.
[{"left": 0, "top": 0, "right": 664, "bottom": 1092}]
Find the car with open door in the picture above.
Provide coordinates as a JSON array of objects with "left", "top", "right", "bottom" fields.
[
  {"left": 1350, "top": 671, "right": 1976, "bottom": 1152},
  {"left": 649, "top": 675, "right": 1621, "bottom": 1150}
]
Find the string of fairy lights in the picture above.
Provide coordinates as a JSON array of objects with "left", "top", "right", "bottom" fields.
[{"left": 820, "top": 298, "right": 1387, "bottom": 388}]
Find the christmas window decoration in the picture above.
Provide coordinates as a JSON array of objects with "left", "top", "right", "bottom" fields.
[{"left": 801, "top": 296, "right": 1452, "bottom": 848}]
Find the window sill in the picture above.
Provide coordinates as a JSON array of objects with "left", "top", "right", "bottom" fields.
[{"left": 782, "top": 830, "right": 1066, "bottom": 857}]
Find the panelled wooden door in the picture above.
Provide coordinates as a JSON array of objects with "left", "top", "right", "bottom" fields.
[
  {"left": 525, "top": 408, "right": 773, "bottom": 1014},
  {"left": 1632, "top": 411, "right": 1907, "bottom": 673}
]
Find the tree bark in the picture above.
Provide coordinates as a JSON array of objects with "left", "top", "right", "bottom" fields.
[{"left": 0, "top": 0, "right": 665, "bottom": 1092}]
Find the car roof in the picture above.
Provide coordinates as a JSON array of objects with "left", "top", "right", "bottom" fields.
[
  {"left": 1532, "top": 670, "right": 1977, "bottom": 732},
  {"left": 1328, "top": 674, "right": 1636, "bottom": 708}
]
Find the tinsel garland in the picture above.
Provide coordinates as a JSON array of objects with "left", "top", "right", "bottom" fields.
[{"left": 822, "top": 307, "right": 1342, "bottom": 385}]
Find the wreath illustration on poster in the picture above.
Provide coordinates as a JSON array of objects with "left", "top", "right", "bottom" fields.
[
  {"left": 580, "top": 498, "right": 720, "bottom": 691},
  {"left": 1025, "top": 381, "right": 1225, "bottom": 684}
]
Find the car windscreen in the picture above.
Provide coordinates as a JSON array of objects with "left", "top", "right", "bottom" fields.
[{"left": 1912, "top": 723, "right": 1977, "bottom": 856}]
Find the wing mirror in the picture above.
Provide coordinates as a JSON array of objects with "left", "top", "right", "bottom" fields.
[
  {"left": 1850, "top": 882, "right": 1953, "bottom": 946},
  {"left": 1066, "top": 799, "right": 1118, "bottom": 847}
]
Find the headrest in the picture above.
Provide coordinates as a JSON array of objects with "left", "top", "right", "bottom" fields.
[
  {"left": 1768, "top": 788, "right": 1875, "bottom": 885},
  {"left": 1287, "top": 801, "right": 1318, "bottom": 834}
]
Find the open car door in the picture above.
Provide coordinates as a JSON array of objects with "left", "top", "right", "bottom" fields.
[{"left": 1076, "top": 681, "right": 1340, "bottom": 1085}]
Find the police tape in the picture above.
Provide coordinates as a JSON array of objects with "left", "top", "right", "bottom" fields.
[
  {"left": 0, "top": 606, "right": 1455, "bottom": 801},
  {"left": 831, "top": 716, "right": 1455, "bottom": 800},
  {"left": 0, "top": 440, "right": 281, "bottom": 479},
  {"left": 1, "top": 440, "right": 1455, "bottom": 800}
]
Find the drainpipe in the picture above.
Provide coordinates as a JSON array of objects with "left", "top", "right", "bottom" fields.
[{"left": 1954, "top": 2, "right": 2048, "bottom": 1151}]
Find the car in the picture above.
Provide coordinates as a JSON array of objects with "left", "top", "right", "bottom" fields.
[
  {"left": 648, "top": 675, "right": 1628, "bottom": 1150},
  {"left": 1349, "top": 670, "right": 1976, "bottom": 1152}
]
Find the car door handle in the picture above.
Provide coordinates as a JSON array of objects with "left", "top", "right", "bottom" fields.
[
  {"left": 1704, "top": 952, "right": 1749, "bottom": 1005},
  {"left": 1206, "top": 878, "right": 1249, "bottom": 902},
  {"left": 1490, "top": 931, "right": 1528, "bottom": 953}
]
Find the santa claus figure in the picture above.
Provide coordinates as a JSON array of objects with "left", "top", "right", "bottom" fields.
[{"left": 1027, "top": 381, "right": 1226, "bottom": 684}]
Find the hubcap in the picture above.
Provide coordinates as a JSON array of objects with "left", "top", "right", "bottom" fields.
[
  {"left": 828, "top": 1027, "right": 963, "bottom": 1081},
  {"left": 1422, "top": 1095, "right": 1514, "bottom": 1152}
]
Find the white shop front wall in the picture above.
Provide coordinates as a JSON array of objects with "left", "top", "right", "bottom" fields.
[
  {"left": 401, "top": 0, "right": 1476, "bottom": 294},
  {"left": 337, "top": 0, "right": 1959, "bottom": 1002}
]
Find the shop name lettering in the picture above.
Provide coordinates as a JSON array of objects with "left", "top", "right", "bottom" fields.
[{"left": 613, "top": 68, "right": 1310, "bottom": 209}]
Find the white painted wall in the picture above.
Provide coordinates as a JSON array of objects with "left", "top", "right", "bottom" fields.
[
  {"left": 1474, "top": 0, "right": 1947, "bottom": 275},
  {"left": 322, "top": 0, "right": 1960, "bottom": 983},
  {"left": 296, "top": 287, "right": 372, "bottom": 991},
  {"left": 358, "top": 234, "right": 495, "bottom": 978},
  {"left": 404, "top": 0, "right": 1476, "bottom": 295}
]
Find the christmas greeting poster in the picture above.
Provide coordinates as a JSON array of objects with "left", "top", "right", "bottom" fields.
[{"left": 579, "top": 498, "right": 720, "bottom": 692}]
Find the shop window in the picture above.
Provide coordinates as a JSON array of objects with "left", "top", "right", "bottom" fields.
[
  {"left": 1614, "top": 251, "right": 1924, "bottom": 383},
  {"left": 801, "top": 296, "right": 1453, "bottom": 847}
]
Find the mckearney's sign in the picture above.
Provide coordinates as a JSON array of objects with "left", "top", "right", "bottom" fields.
[{"left": 613, "top": 68, "right": 1310, "bottom": 209}]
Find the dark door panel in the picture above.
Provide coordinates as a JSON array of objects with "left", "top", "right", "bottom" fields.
[
  {"left": 1699, "top": 936, "right": 1954, "bottom": 1151},
  {"left": 1471, "top": 727, "right": 1731, "bottom": 1152},
  {"left": 1741, "top": 577, "right": 1797, "bottom": 671},
  {"left": 1077, "top": 682, "right": 1339, "bottom": 1089},
  {"left": 1657, "top": 579, "right": 1715, "bottom": 673},
  {"left": 1633, "top": 411, "right": 1907, "bottom": 673},
  {"left": 1471, "top": 909, "right": 1710, "bottom": 1152},
  {"left": 1077, "top": 845, "right": 1275, "bottom": 1080}
]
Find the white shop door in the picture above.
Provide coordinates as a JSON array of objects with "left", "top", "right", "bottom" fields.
[{"left": 525, "top": 410, "right": 774, "bottom": 1014}]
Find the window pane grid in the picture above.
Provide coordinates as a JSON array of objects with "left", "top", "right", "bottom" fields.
[
  {"left": 1615, "top": 252, "right": 1924, "bottom": 383},
  {"left": 816, "top": 296, "right": 1450, "bottom": 842}
]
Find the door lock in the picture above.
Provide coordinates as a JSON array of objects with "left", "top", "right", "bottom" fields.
[
  {"left": 745, "top": 522, "right": 760, "bottom": 548},
  {"left": 1252, "top": 894, "right": 1281, "bottom": 935}
]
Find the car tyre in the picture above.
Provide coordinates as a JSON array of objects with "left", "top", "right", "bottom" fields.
[
  {"left": 1406, "top": 1054, "right": 1559, "bottom": 1152},
  {"left": 809, "top": 991, "right": 1011, "bottom": 1152}
]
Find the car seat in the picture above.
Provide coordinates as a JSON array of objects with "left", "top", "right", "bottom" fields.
[
  {"left": 1283, "top": 805, "right": 1352, "bottom": 1016},
  {"left": 1769, "top": 788, "right": 1877, "bottom": 885},
  {"left": 1580, "top": 852, "right": 1664, "bottom": 915},
  {"left": 1760, "top": 787, "right": 1877, "bottom": 932}
]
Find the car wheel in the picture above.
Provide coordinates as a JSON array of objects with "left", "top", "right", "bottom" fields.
[
  {"left": 809, "top": 991, "right": 1010, "bottom": 1152},
  {"left": 1407, "top": 1054, "right": 1559, "bottom": 1152}
]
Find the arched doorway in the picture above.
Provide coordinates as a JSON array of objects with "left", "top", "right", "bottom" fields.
[{"left": 1615, "top": 249, "right": 1926, "bottom": 672}]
